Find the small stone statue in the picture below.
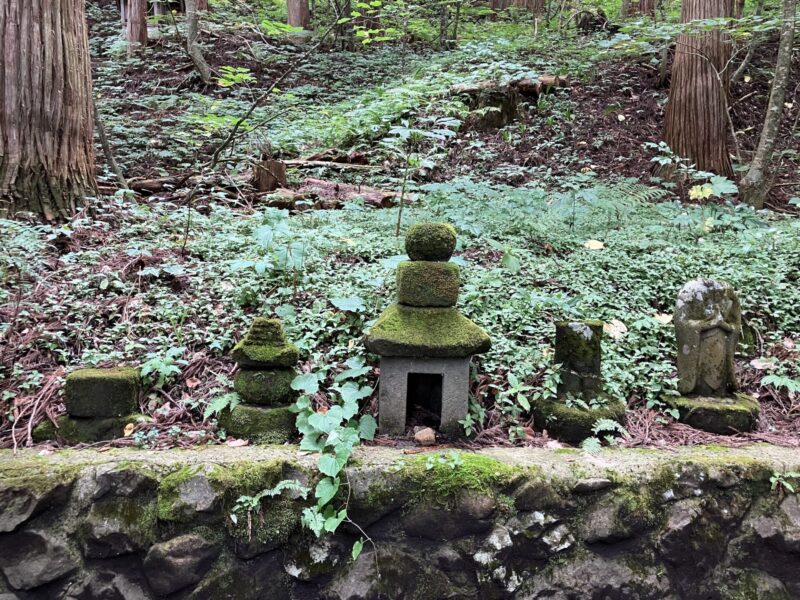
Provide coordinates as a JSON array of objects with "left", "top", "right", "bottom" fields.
[
  {"left": 675, "top": 278, "right": 741, "bottom": 397},
  {"left": 668, "top": 278, "right": 759, "bottom": 434}
]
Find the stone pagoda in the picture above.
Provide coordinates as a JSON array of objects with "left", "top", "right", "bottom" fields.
[
  {"left": 219, "top": 318, "right": 298, "bottom": 443},
  {"left": 365, "top": 222, "right": 491, "bottom": 435},
  {"left": 666, "top": 278, "right": 759, "bottom": 433}
]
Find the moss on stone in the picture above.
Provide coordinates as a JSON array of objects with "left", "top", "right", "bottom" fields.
[
  {"left": 665, "top": 393, "right": 760, "bottom": 434},
  {"left": 233, "top": 369, "right": 298, "bottom": 406},
  {"left": 86, "top": 496, "right": 158, "bottom": 546},
  {"left": 217, "top": 404, "right": 295, "bottom": 444},
  {"left": 531, "top": 397, "right": 625, "bottom": 443},
  {"left": 405, "top": 452, "right": 520, "bottom": 506},
  {"left": 32, "top": 414, "right": 150, "bottom": 444},
  {"left": 365, "top": 304, "right": 490, "bottom": 358},
  {"left": 405, "top": 222, "right": 457, "bottom": 261},
  {"left": 554, "top": 321, "right": 603, "bottom": 398},
  {"left": 232, "top": 318, "right": 299, "bottom": 368},
  {"left": 157, "top": 465, "right": 198, "bottom": 521},
  {"left": 65, "top": 367, "right": 140, "bottom": 418},
  {"left": 396, "top": 261, "right": 460, "bottom": 307}
]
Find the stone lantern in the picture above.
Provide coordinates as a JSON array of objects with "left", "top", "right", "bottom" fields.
[{"left": 365, "top": 223, "right": 491, "bottom": 435}]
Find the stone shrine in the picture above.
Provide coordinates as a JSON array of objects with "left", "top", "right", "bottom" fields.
[
  {"left": 218, "top": 318, "right": 298, "bottom": 443},
  {"left": 532, "top": 320, "right": 626, "bottom": 442},
  {"left": 666, "top": 278, "right": 760, "bottom": 433},
  {"left": 365, "top": 223, "right": 491, "bottom": 435}
]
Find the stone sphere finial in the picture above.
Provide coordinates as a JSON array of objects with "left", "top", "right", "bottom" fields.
[{"left": 405, "top": 222, "right": 457, "bottom": 262}]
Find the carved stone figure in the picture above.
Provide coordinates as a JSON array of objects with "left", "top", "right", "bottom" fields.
[
  {"left": 668, "top": 278, "right": 759, "bottom": 434},
  {"left": 675, "top": 278, "right": 741, "bottom": 397}
]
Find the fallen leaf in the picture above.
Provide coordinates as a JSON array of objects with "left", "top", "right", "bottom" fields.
[
  {"left": 225, "top": 438, "right": 249, "bottom": 447},
  {"left": 784, "top": 338, "right": 796, "bottom": 350},
  {"left": 653, "top": 313, "right": 673, "bottom": 324},
  {"left": 583, "top": 239, "right": 604, "bottom": 250},
  {"left": 544, "top": 440, "right": 564, "bottom": 449},
  {"left": 186, "top": 377, "right": 201, "bottom": 389},
  {"left": 750, "top": 358, "right": 777, "bottom": 370},
  {"left": 123, "top": 423, "right": 135, "bottom": 437},
  {"left": 603, "top": 319, "right": 628, "bottom": 340},
  {"left": 38, "top": 448, "right": 54, "bottom": 456},
  {"left": 744, "top": 75, "right": 752, "bottom": 83},
  {"left": 617, "top": 113, "right": 626, "bottom": 122}
]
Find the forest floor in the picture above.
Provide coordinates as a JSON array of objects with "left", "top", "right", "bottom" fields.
[{"left": 1, "top": 0, "right": 799, "bottom": 451}]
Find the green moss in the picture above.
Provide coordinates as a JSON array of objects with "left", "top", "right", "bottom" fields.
[
  {"left": 405, "top": 452, "right": 520, "bottom": 506},
  {"left": 531, "top": 397, "right": 625, "bottom": 443},
  {"left": 396, "top": 261, "right": 460, "bottom": 307},
  {"left": 90, "top": 497, "right": 158, "bottom": 544},
  {"left": 231, "top": 340, "right": 299, "bottom": 369},
  {"left": 233, "top": 369, "right": 297, "bottom": 406},
  {"left": 405, "top": 222, "right": 457, "bottom": 261},
  {"left": 65, "top": 367, "right": 140, "bottom": 418},
  {"left": 554, "top": 321, "right": 603, "bottom": 397},
  {"left": 665, "top": 393, "right": 760, "bottom": 434},
  {"left": 157, "top": 465, "right": 198, "bottom": 521},
  {"left": 231, "top": 318, "right": 299, "bottom": 368},
  {"left": 365, "top": 304, "right": 491, "bottom": 357},
  {"left": 32, "top": 414, "right": 150, "bottom": 444},
  {"left": 217, "top": 404, "right": 295, "bottom": 444}
]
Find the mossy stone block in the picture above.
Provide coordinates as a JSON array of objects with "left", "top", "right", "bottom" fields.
[
  {"left": 665, "top": 393, "right": 760, "bottom": 434},
  {"left": 232, "top": 318, "right": 299, "bottom": 368},
  {"left": 405, "top": 223, "right": 457, "bottom": 261},
  {"left": 234, "top": 369, "right": 298, "bottom": 406},
  {"left": 396, "top": 261, "right": 460, "bottom": 307},
  {"left": 365, "top": 304, "right": 491, "bottom": 358},
  {"left": 32, "top": 414, "right": 150, "bottom": 444},
  {"left": 554, "top": 321, "right": 603, "bottom": 398},
  {"left": 65, "top": 367, "right": 140, "bottom": 418},
  {"left": 532, "top": 397, "right": 626, "bottom": 443},
  {"left": 217, "top": 405, "right": 295, "bottom": 444}
]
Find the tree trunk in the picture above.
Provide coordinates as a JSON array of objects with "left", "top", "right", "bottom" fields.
[
  {"left": 0, "top": 0, "right": 96, "bottom": 220},
  {"left": 287, "top": 0, "right": 310, "bottom": 29},
  {"left": 186, "top": 0, "right": 212, "bottom": 83},
  {"left": 120, "top": 0, "right": 128, "bottom": 26},
  {"left": 197, "top": 0, "right": 209, "bottom": 10},
  {"left": 253, "top": 159, "right": 287, "bottom": 192},
  {"left": 662, "top": 0, "right": 734, "bottom": 178},
  {"left": 639, "top": 0, "right": 656, "bottom": 17},
  {"left": 126, "top": 0, "right": 147, "bottom": 55},
  {"left": 739, "top": 0, "right": 796, "bottom": 209}
]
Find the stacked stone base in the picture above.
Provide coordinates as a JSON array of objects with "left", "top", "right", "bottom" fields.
[
  {"left": 532, "top": 395, "right": 627, "bottom": 443},
  {"left": 33, "top": 367, "right": 146, "bottom": 444},
  {"left": 665, "top": 393, "right": 760, "bottom": 434}
]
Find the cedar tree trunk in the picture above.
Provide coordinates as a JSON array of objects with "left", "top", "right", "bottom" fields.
[
  {"left": 739, "top": 0, "right": 796, "bottom": 209},
  {"left": 186, "top": 0, "right": 212, "bottom": 83},
  {"left": 0, "top": 0, "right": 96, "bottom": 220},
  {"left": 287, "top": 0, "right": 310, "bottom": 29},
  {"left": 662, "top": 0, "right": 734, "bottom": 177},
  {"left": 126, "top": 0, "right": 147, "bottom": 55}
]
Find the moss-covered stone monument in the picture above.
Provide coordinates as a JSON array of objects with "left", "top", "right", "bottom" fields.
[
  {"left": 665, "top": 278, "right": 760, "bottom": 434},
  {"left": 33, "top": 367, "right": 148, "bottom": 443},
  {"left": 532, "top": 321, "right": 626, "bottom": 442},
  {"left": 365, "top": 223, "right": 490, "bottom": 435},
  {"left": 218, "top": 318, "right": 298, "bottom": 443}
]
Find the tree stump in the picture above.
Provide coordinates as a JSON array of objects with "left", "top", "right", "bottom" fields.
[
  {"left": 450, "top": 81, "right": 519, "bottom": 130},
  {"left": 252, "top": 160, "right": 287, "bottom": 193}
]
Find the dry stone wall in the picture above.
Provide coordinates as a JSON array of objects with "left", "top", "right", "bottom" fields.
[{"left": 0, "top": 445, "right": 799, "bottom": 600}]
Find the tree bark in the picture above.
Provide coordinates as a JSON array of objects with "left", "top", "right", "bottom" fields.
[
  {"left": 0, "top": 0, "right": 96, "bottom": 220},
  {"left": 287, "top": 0, "right": 310, "bottom": 29},
  {"left": 126, "top": 0, "right": 147, "bottom": 55},
  {"left": 197, "top": 0, "right": 209, "bottom": 10},
  {"left": 662, "top": 0, "right": 734, "bottom": 178},
  {"left": 186, "top": 0, "right": 212, "bottom": 83},
  {"left": 739, "top": 0, "right": 796, "bottom": 209}
]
